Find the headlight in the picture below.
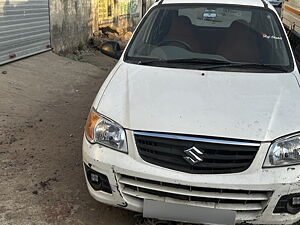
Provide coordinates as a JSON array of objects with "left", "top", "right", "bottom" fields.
[
  {"left": 85, "top": 108, "right": 127, "bottom": 153},
  {"left": 264, "top": 134, "right": 300, "bottom": 167}
]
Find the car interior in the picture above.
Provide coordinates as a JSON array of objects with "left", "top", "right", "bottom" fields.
[
  {"left": 157, "top": 13, "right": 272, "bottom": 64},
  {"left": 134, "top": 7, "right": 286, "bottom": 64}
]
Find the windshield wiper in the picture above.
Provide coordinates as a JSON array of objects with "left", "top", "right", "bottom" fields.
[
  {"left": 137, "top": 58, "right": 230, "bottom": 65},
  {"left": 202, "top": 63, "right": 289, "bottom": 72},
  {"left": 136, "top": 58, "right": 289, "bottom": 72}
]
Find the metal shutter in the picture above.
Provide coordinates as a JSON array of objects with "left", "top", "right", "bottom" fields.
[{"left": 0, "top": 0, "right": 51, "bottom": 65}]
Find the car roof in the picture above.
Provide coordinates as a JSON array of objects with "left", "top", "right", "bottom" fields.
[{"left": 162, "top": 0, "right": 266, "bottom": 8}]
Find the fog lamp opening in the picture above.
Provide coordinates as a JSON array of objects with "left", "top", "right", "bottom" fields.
[
  {"left": 274, "top": 193, "right": 300, "bottom": 215},
  {"left": 84, "top": 164, "right": 112, "bottom": 193}
]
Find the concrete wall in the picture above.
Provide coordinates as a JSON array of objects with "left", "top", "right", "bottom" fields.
[
  {"left": 49, "top": 0, "right": 155, "bottom": 54},
  {"left": 98, "top": 0, "right": 154, "bottom": 32},
  {"left": 50, "top": 0, "right": 99, "bottom": 54}
]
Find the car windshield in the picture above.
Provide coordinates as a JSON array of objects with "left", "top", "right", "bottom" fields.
[{"left": 125, "top": 4, "right": 293, "bottom": 72}]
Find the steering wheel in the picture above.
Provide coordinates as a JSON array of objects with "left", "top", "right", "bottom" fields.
[{"left": 159, "top": 40, "right": 192, "bottom": 51}]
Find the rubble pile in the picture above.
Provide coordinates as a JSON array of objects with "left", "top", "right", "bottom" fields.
[{"left": 91, "top": 26, "right": 133, "bottom": 50}]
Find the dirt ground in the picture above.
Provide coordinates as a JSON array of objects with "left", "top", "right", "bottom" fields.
[{"left": 0, "top": 52, "right": 137, "bottom": 225}]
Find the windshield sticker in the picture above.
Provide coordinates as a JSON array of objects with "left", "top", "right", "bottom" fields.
[
  {"left": 263, "top": 34, "right": 283, "bottom": 40},
  {"left": 203, "top": 9, "right": 217, "bottom": 20},
  {"left": 220, "top": 9, "right": 242, "bottom": 17}
]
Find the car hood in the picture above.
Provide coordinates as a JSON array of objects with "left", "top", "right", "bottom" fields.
[{"left": 97, "top": 63, "right": 300, "bottom": 142}]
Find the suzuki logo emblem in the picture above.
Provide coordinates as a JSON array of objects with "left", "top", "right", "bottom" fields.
[{"left": 183, "top": 146, "right": 204, "bottom": 165}]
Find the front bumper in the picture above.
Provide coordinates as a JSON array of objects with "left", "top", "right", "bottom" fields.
[{"left": 82, "top": 131, "right": 300, "bottom": 224}]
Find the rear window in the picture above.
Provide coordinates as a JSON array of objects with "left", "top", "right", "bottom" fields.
[
  {"left": 125, "top": 4, "right": 294, "bottom": 72},
  {"left": 179, "top": 7, "right": 252, "bottom": 28}
]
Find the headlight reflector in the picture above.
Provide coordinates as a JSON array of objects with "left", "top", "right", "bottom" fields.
[
  {"left": 264, "top": 134, "right": 300, "bottom": 167},
  {"left": 85, "top": 108, "right": 127, "bottom": 153}
]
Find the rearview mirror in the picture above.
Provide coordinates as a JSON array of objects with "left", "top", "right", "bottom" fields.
[{"left": 100, "top": 41, "right": 122, "bottom": 59}]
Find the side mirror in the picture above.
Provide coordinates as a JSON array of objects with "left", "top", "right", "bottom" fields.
[{"left": 100, "top": 41, "right": 122, "bottom": 59}]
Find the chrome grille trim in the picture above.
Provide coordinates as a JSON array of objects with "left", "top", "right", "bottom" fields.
[{"left": 133, "top": 131, "right": 261, "bottom": 147}]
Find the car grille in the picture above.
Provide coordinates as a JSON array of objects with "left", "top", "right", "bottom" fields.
[
  {"left": 134, "top": 131, "right": 260, "bottom": 174},
  {"left": 118, "top": 174, "right": 272, "bottom": 219}
]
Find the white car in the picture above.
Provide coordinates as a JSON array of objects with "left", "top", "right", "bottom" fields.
[
  {"left": 83, "top": 0, "right": 300, "bottom": 224},
  {"left": 268, "top": 0, "right": 283, "bottom": 7}
]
